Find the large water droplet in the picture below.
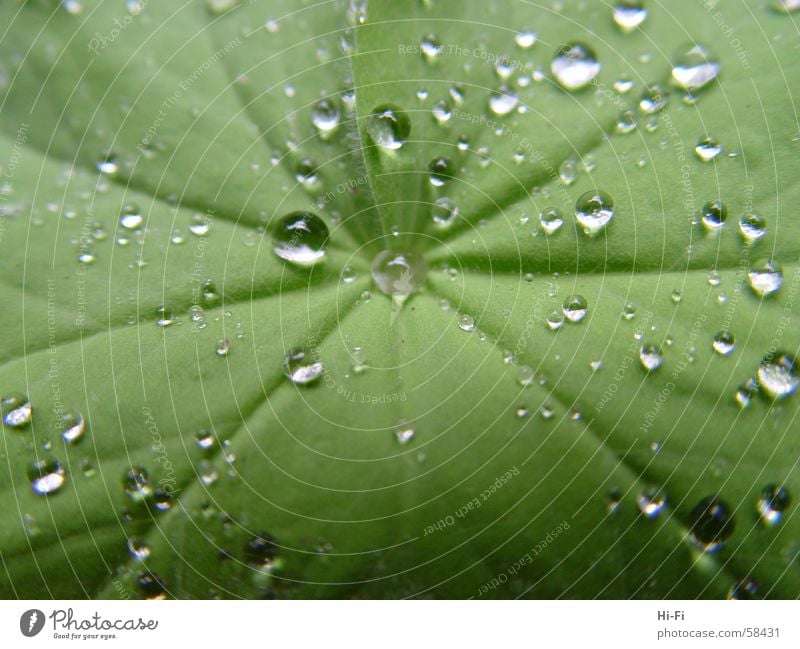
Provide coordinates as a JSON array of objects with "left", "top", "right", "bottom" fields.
[
  {"left": 311, "top": 98, "right": 340, "bottom": 135},
  {"left": 712, "top": 331, "right": 735, "bottom": 356},
  {"left": 539, "top": 207, "right": 564, "bottom": 235},
  {"left": 701, "top": 199, "right": 727, "bottom": 231},
  {"left": 562, "top": 295, "right": 588, "bottom": 323},
  {"left": 689, "top": 496, "right": 735, "bottom": 552},
  {"left": 757, "top": 484, "right": 791, "bottom": 525},
  {"left": 58, "top": 407, "right": 86, "bottom": 443},
  {"left": 28, "top": 458, "right": 66, "bottom": 495},
  {"left": 613, "top": 1, "right": 647, "bottom": 32},
  {"left": 551, "top": 42, "right": 600, "bottom": 91},
  {"left": 748, "top": 260, "right": 783, "bottom": 297},
  {"left": 458, "top": 314, "right": 476, "bottom": 332},
  {"left": 282, "top": 348, "right": 324, "bottom": 385},
  {"left": 271, "top": 212, "right": 329, "bottom": 266},
  {"left": 738, "top": 212, "right": 767, "bottom": 243},
  {"left": 757, "top": 352, "right": 798, "bottom": 399},
  {"left": 119, "top": 204, "right": 143, "bottom": 230},
  {"left": 671, "top": 43, "right": 721, "bottom": 91},
  {"left": 420, "top": 33, "right": 442, "bottom": 62},
  {"left": 371, "top": 250, "right": 427, "bottom": 297},
  {"left": 1, "top": 392, "right": 32, "bottom": 428},
  {"left": 695, "top": 136, "right": 722, "bottom": 162},
  {"left": 575, "top": 190, "right": 615, "bottom": 235},
  {"left": 365, "top": 104, "right": 410, "bottom": 151}
]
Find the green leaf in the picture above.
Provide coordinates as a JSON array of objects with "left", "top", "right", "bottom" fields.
[{"left": 1, "top": 0, "right": 798, "bottom": 599}]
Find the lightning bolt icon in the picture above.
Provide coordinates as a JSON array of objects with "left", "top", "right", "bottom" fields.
[{"left": 28, "top": 611, "right": 37, "bottom": 632}]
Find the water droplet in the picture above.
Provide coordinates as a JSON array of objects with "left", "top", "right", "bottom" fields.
[
  {"left": 371, "top": 250, "right": 427, "bottom": 297},
  {"left": 271, "top": 211, "right": 329, "bottom": 267},
  {"left": 671, "top": 43, "right": 720, "bottom": 91},
  {"left": 431, "top": 99, "right": 452, "bottom": 125},
  {"left": 340, "top": 265, "right": 357, "bottom": 284},
  {"left": 282, "top": 347, "right": 324, "bottom": 385},
  {"left": 670, "top": 289, "right": 682, "bottom": 304},
  {"left": 539, "top": 207, "right": 564, "bottom": 235},
  {"left": 431, "top": 197, "right": 459, "bottom": 228},
  {"left": 559, "top": 159, "right": 578, "bottom": 185},
  {"left": 712, "top": 331, "right": 735, "bottom": 356},
  {"left": 488, "top": 84, "right": 519, "bottom": 116},
  {"left": 294, "top": 158, "right": 319, "bottom": 186},
  {"left": 701, "top": 199, "right": 727, "bottom": 231},
  {"left": 539, "top": 404, "right": 555, "bottom": 420},
  {"left": 1, "top": 392, "right": 32, "bottom": 428},
  {"left": 154, "top": 306, "right": 175, "bottom": 327},
  {"left": 365, "top": 104, "right": 410, "bottom": 151},
  {"left": 622, "top": 302, "right": 637, "bottom": 320},
  {"left": 758, "top": 352, "right": 798, "bottom": 399},
  {"left": 748, "top": 259, "right": 783, "bottom": 297},
  {"left": 420, "top": 33, "right": 443, "bottom": 62},
  {"left": 689, "top": 496, "right": 735, "bottom": 552},
  {"left": 639, "top": 344, "right": 663, "bottom": 371},
  {"left": 428, "top": 156, "right": 453, "bottom": 187},
  {"left": 458, "top": 314, "right": 475, "bottom": 332},
  {"left": 638, "top": 84, "right": 668, "bottom": 114},
  {"left": 757, "top": 484, "right": 791, "bottom": 525},
  {"left": 515, "top": 29, "right": 537, "bottom": 49},
  {"left": 122, "top": 466, "right": 152, "bottom": 502},
  {"left": 394, "top": 421, "right": 415, "bottom": 444},
  {"left": 614, "top": 75, "right": 634, "bottom": 94},
  {"left": 127, "top": 536, "right": 151, "bottom": 560},
  {"left": 206, "top": 0, "right": 239, "bottom": 13},
  {"left": 96, "top": 150, "right": 118, "bottom": 175},
  {"left": 244, "top": 532, "right": 279, "bottom": 569},
  {"left": 738, "top": 213, "right": 767, "bottom": 243},
  {"left": 613, "top": 1, "right": 648, "bottom": 32},
  {"left": 695, "top": 136, "right": 722, "bottom": 162},
  {"left": 215, "top": 338, "right": 230, "bottom": 357},
  {"left": 546, "top": 310, "right": 565, "bottom": 331},
  {"left": 562, "top": 295, "right": 588, "bottom": 323},
  {"left": 119, "top": 204, "right": 143, "bottom": 230},
  {"left": 58, "top": 407, "right": 85, "bottom": 443},
  {"left": 195, "top": 429, "right": 216, "bottom": 450},
  {"left": 615, "top": 109, "right": 638, "bottom": 134},
  {"left": 189, "top": 212, "right": 212, "bottom": 236},
  {"left": 135, "top": 572, "right": 166, "bottom": 599},
  {"left": 575, "top": 190, "right": 615, "bottom": 236},
  {"left": 551, "top": 42, "right": 600, "bottom": 91},
  {"left": 517, "top": 365, "right": 535, "bottom": 387},
  {"left": 727, "top": 577, "right": 759, "bottom": 600},
  {"left": 28, "top": 458, "right": 66, "bottom": 495},
  {"left": 311, "top": 98, "right": 340, "bottom": 134},
  {"left": 515, "top": 406, "right": 529, "bottom": 418},
  {"left": 637, "top": 487, "right": 667, "bottom": 518},
  {"left": 771, "top": 0, "right": 800, "bottom": 12},
  {"left": 735, "top": 378, "right": 759, "bottom": 409}
]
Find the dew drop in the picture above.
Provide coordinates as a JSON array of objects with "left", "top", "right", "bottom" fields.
[
  {"left": 546, "top": 310, "right": 565, "bottom": 331},
  {"left": 638, "top": 84, "right": 668, "bottom": 114},
  {"left": 58, "top": 407, "right": 85, "bottom": 443},
  {"left": 575, "top": 190, "right": 615, "bottom": 236},
  {"left": 28, "top": 458, "right": 66, "bottom": 495},
  {"left": 515, "top": 29, "right": 537, "bottom": 49},
  {"left": 431, "top": 99, "right": 452, "bottom": 125},
  {"left": 420, "top": 33, "right": 443, "bottom": 62},
  {"left": 122, "top": 466, "right": 152, "bottom": 502},
  {"left": 431, "top": 197, "right": 459, "bottom": 228},
  {"left": 119, "top": 204, "right": 143, "bottom": 230},
  {"left": 311, "top": 98, "right": 340, "bottom": 134},
  {"left": 371, "top": 250, "right": 427, "bottom": 297},
  {"left": 271, "top": 211, "right": 329, "bottom": 267},
  {"left": 671, "top": 43, "right": 721, "bottom": 91},
  {"left": 244, "top": 532, "right": 279, "bottom": 569},
  {"left": 757, "top": 352, "right": 798, "bottom": 399},
  {"left": 215, "top": 338, "right": 231, "bottom": 357},
  {"left": 559, "top": 159, "right": 578, "bottom": 186},
  {"left": 688, "top": 496, "right": 735, "bottom": 552},
  {"left": 365, "top": 104, "right": 410, "bottom": 151},
  {"left": 695, "top": 136, "right": 722, "bottom": 162},
  {"left": 727, "top": 577, "right": 759, "bottom": 600},
  {"left": 1, "top": 392, "right": 32, "bottom": 428},
  {"left": 637, "top": 487, "right": 667, "bottom": 518},
  {"left": 639, "top": 344, "right": 663, "bottom": 371},
  {"left": 738, "top": 213, "right": 767, "bottom": 243},
  {"left": 127, "top": 536, "right": 151, "bottom": 560},
  {"left": 615, "top": 109, "right": 638, "bottom": 134},
  {"left": 394, "top": 421, "right": 415, "bottom": 445},
  {"left": 613, "top": 1, "right": 648, "bottom": 32},
  {"left": 757, "top": 484, "right": 791, "bottom": 526},
  {"left": 282, "top": 347, "right": 324, "bottom": 385},
  {"left": 488, "top": 84, "right": 519, "bottom": 116},
  {"left": 712, "top": 331, "right": 735, "bottom": 356},
  {"left": 562, "top": 295, "right": 588, "bottom": 323},
  {"left": 96, "top": 150, "right": 118, "bottom": 175},
  {"left": 735, "top": 378, "right": 758, "bottom": 409},
  {"left": 195, "top": 429, "right": 216, "bottom": 450},
  {"left": 622, "top": 302, "right": 637, "bottom": 320},
  {"left": 700, "top": 199, "right": 727, "bottom": 231},
  {"left": 428, "top": 156, "right": 453, "bottom": 187},
  {"left": 458, "top": 314, "right": 476, "bottom": 332},
  {"left": 551, "top": 42, "right": 601, "bottom": 91},
  {"left": 771, "top": 0, "right": 800, "bottom": 12},
  {"left": 748, "top": 260, "right": 783, "bottom": 297},
  {"left": 189, "top": 212, "right": 212, "bottom": 236},
  {"left": 539, "top": 207, "right": 564, "bottom": 235},
  {"left": 154, "top": 306, "right": 175, "bottom": 327}
]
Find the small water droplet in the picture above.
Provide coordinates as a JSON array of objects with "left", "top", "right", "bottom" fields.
[
  {"left": 701, "top": 199, "right": 727, "bottom": 231},
  {"left": 488, "top": 84, "right": 519, "bottom": 116},
  {"left": 195, "top": 429, "right": 216, "bottom": 450},
  {"left": 189, "top": 212, "right": 212, "bottom": 236},
  {"left": 244, "top": 531, "right": 279, "bottom": 569},
  {"left": 615, "top": 109, "right": 638, "bottom": 134},
  {"left": 559, "top": 159, "right": 578, "bottom": 185},
  {"left": 58, "top": 407, "right": 85, "bottom": 443},
  {"left": 420, "top": 33, "right": 442, "bottom": 62},
  {"left": 757, "top": 484, "right": 791, "bottom": 526},
  {"left": 311, "top": 98, "right": 340, "bottom": 134},
  {"left": 695, "top": 136, "right": 722, "bottom": 162},
  {"left": 575, "top": 190, "right": 615, "bottom": 236},
  {"left": 735, "top": 378, "right": 759, "bottom": 409},
  {"left": 122, "top": 466, "right": 152, "bottom": 502},
  {"left": 622, "top": 302, "right": 637, "bottom": 320},
  {"left": 738, "top": 213, "right": 767, "bottom": 243},
  {"left": 271, "top": 211, "right": 329, "bottom": 267},
  {"left": 431, "top": 197, "right": 459, "bottom": 229},
  {"left": 546, "top": 310, "right": 565, "bottom": 331},
  {"left": 639, "top": 344, "right": 663, "bottom": 371},
  {"left": 428, "top": 156, "right": 453, "bottom": 187},
  {"left": 637, "top": 487, "right": 667, "bottom": 518},
  {"left": 748, "top": 259, "right": 783, "bottom": 297},
  {"left": 517, "top": 365, "right": 535, "bottom": 387},
  {"left": 154, "top": 306, "right": 175, "bottom": 327},
  {"left": 562, "top": 295, "right": 588, "bottom": 323},
  {"left": 394, "top": 421, "right": 415, "bottom": 444},
  {"left": 613, "top": 1, "right": 648, "bottom": 32},
  {"left": 458, "top": 314, "right": 476, "bottom": 332},
  {"left": 1, "top": 392, "right": 32, "bottom": 428},
  {"left": 727, "top": 577, "right": 759, "bottom": 600},
  {"left": 689, "top": 496, "right": 735, "bottom": 552},
  {"left": 127, "top": 536, "right": 151, "bottom": 560},
  {"left": 539, "top": 207, "right": 564, "bottom": 235},
  {"left": 366, "top": 104, "right": 410, "bottom": 151},
  {"left": 119, "top": 204, "right": 143, "bottom": 230},
  {"left": 551, "top": 42, "right": 600, "bottom": 91},
  {"left": 711, "top": 331, "right": 735, "bottom": 356},
  {"left": 28, "top": 458, "right": 66, "bottom": 495},
  {"left": 431, "top": 99, "right": 452, "bottom": 125},
  {"left": 282, "top": 348, "right": 324, "bottom": 385},
  {"left": 639, "top": 84, "right": 668, "bottom": 113},
  {"left": 96, "top": 150, "right": 118, "bottom": 175},
  {"left": 135, "top": 572, "right": 167, "bottom": 599},
  {"left": 758, "top": 352, "right": 798, "bottom": 399},
  {"left": 672, "top": 43, "right": 720, "bottom": 91},
  {"left": 371, "top": 250, "right": 427, "bottom": 297},
  {"left": 215, "top": 338, "right": 230, "bottom": 357}
]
